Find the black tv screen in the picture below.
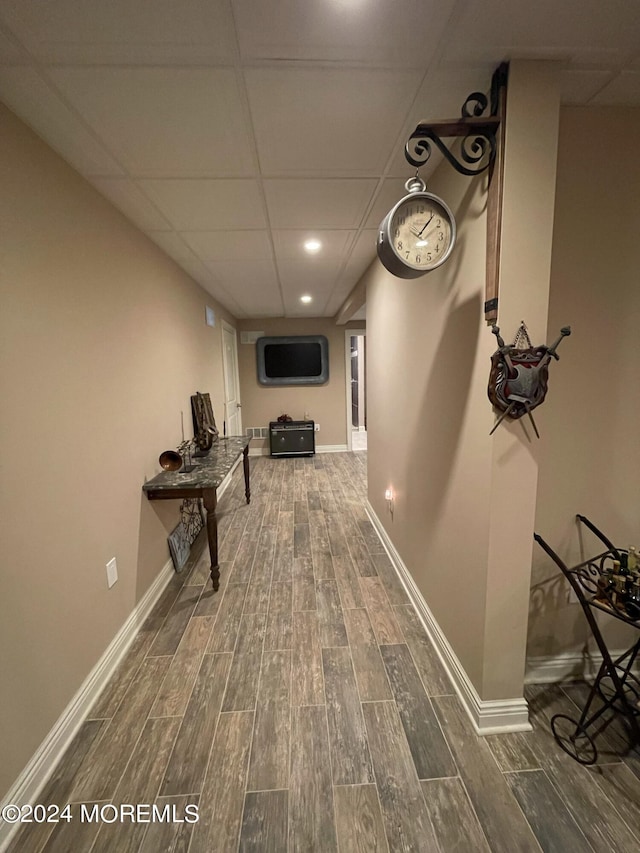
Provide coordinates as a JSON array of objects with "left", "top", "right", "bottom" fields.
[{"left": 257, "top": 335, "right": 329, "bottom": 386}]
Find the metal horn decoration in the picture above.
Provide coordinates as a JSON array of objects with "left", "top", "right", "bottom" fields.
[
  {"left": 488, "top": 321, "right": 571, "bottom": 438},
  {"left": 159, "top": 449, "right": 183, "bottom": 471},
  {"left": 158, "top": 439, "right": 195, "bottom": 473}
]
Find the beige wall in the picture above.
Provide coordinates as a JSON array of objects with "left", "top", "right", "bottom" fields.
[
  {"left": 529, "top": 106, "right": 640, "bottom": 661},
  {"left": 0, "top": 104, "right": 235, "bottom": 799},
  {"left": 366, "top": 166, "right": 492, "bottom": 692},
  {"left": 237, "top": 318, "right": 362, "bottom": 451},
  {"left": 366, "top": 62, "right": 562, "bottom": 701}
]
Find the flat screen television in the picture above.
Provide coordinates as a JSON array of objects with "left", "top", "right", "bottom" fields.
[{"left": 256, "top": 335, "right": 329, "bottom": 386}]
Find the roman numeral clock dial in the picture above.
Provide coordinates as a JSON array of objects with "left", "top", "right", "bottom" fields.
[{"left": 377, "top": 177, "right": 456, "bottom": 279}]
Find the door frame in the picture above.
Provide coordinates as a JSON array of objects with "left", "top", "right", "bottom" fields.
[
  {"left": 221, "top": 319, "right": 242, "bottom": 436},
  {"left": 344, "top": 328, "right": 366, "bottom": 451}
]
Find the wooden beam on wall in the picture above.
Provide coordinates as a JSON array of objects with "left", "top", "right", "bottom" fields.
[{"left": 484, "top": 64, "right": 508, "bottom": 324}]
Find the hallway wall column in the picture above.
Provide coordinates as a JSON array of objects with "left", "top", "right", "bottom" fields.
[
  {"left": 482, "top": 61, "right": 562, "bottom": 699},
  {"left": 365, "top": 61, "right": 562, "bottom": 723}
]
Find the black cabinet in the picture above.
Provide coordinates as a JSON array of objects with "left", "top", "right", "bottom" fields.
[{"left": 269, "top": 420, "right": 315, "bottom": 457}]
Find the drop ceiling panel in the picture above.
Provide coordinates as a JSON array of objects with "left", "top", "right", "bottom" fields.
[
  {"left": 278, "top": 257, "right": 342, "bottom": 292},
  {"left": 170, "top": 253, "right": 215, "bottom": 285},
  {"left": 569, "top": 47, "right": 635, "bottom": 67},
  {"left": 264, "top": 179, "right": 377, "bottom": 229},
  {"left": 278, "top": 257, "right": 343, "bottom": 315},
  {"left": 233, "top": 0, "right": 455, "bottom": 67},
  {"left": 160, "top": 253, "right": 247, "bottom": 317},
  {"left": 245, "top": 67, "right": 424, "bottom": 175},
  {"left": 147, "top": 231, "right": 198, "bottom": 263},
  {"left": 49, "top": 67, "right": 255, "bottom": 177},
  {"left": 411, "top": 64, "right": 499, "bottom": 121},
  {"left": 201, "top": 281, "right": 248, "bottom": 319},
  {"left": 347, "top": 229, "right": 379, "bottom": 266},
  {"left": 325, "top": 279, "right": 367, "bottom": 318},
  {"left": 591, "top": 71, "right": 640, "bottom": 105},
  {"left": 324, "top": 229, "right": 378, "bottom": 315},
  {"left": 559, "top": 69, "right": 615, "bottom": 104},
  {"left": 344, "top": 230, "right": 378, "bottom": 280},
  {"left": 92, "top": 178, "right": 172, "bottom": 231},
  {"left": 138, "top": 179, "right": 266, "bottom": 231},
  {"left": 364, "top": 178, "right": 415, "bottom": 229},
  {"left": 441, "top": 1, "right": 640, "bottom": 63},
  {"left": 0, "top": 67, "right": 124, "bottom": 176},
  {"left": 1, "top": 0, "right": 238, "bottom": 64},
  {"left": 182, "top": 230, "right": 273, "bottom": 261},
  {"left": 203, "top": 258, "right": 283, "bottom": 317}
]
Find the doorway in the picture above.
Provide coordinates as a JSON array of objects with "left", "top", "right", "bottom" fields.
[
  {"left": 345, "top": 328, "right": 366, "bottom": 451},
  {"left": 221, "top": 319, "right": 242, "bottom": 436}
]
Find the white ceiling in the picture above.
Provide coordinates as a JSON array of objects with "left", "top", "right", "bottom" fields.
[{"left": 1, "top": 0, "right": 639, "bottom": 319}]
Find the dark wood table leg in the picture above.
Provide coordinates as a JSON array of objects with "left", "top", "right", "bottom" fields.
[
  {"left": 202, "top": 488, "right": 220, "bottom": 590},
  {"left": 243, "top": 444, "right": 251, "bottom": 504}
]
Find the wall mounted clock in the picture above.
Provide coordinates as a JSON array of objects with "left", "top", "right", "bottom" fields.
[{"left": 377, "top": 177, "right": 456, "bottom": 279}]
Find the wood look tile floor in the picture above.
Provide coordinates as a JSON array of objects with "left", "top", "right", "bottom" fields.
[{"left": 9, "top": 453, "right": 640, "bottom": 852}]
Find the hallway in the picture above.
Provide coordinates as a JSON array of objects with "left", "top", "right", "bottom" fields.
[{"left": 8, "top": 453, "right": 640, "bottom": 852}]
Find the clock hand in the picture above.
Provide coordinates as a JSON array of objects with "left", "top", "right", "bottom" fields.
[
  {"left": 418, "top": 213, "right": 434, "bottom": 237},
  {"left": 420, "top": 222, "right": 445, "bottom": 244},
  {"left": 410, "top": 213, "right": 435, "bottom": 240}
]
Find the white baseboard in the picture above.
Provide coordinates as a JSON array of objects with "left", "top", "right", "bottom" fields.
[
  {"left": 218, "top": 455, "right": 243, "bottom": 492},
  {"left": 525, "top": 651, "right": 640, "bottom": 684},
  {"left": 0, "top": 559, "right": 175, "bottom": 852},
  {"left": 366, "top": 501, "right": 531, "bottom": 736}
]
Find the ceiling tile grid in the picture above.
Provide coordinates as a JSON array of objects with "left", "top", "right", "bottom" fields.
[
  {"left": 0, "top": 0, "right": 239, "bottom": 65},
  {"left": 263, "top": 179, "right": 378, "bottom": 229},
  {"left": 232, "top": 0, "right": 456, "bottom": 67},
  {"left": 244, "top": 67, "right": 426, "bottom": 176},
  {"left": 137, "top": 179, "right": 267, "bottom": 231},
  {"left": 1, "top": 0, "right": 640, "bottom": 318},
  {"left": 48, "top": 67, "right": 257, "bottom": 177}
]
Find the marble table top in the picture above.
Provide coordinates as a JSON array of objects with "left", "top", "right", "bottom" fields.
[{"left": 142, "top": 436, "right": 251, "bottom": 493}]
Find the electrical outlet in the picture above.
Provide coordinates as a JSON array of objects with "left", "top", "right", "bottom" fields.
[
  {"left": 106, "top": 557, "right": 118, "bottom": 588},
  {"left": 314, "top": 423, "right": 320, "bottom": 431}
]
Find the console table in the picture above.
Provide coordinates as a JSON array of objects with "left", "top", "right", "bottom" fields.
[{"left": 143, "top": 436, "right": 251, "bottom": 590}]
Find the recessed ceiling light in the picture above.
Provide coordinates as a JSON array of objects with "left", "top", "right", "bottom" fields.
[
  {"left": 303, "top": 239, "right": 322, "bottom": 254},
  {"left": 300, "top": 294, "right": 313, "bottom": 303}
]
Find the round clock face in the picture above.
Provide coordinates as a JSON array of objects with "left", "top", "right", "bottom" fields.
[{"left": 378, "top": 191, "right": 456, "bottom": 278}]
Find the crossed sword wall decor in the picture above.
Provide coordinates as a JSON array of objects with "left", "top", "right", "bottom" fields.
[{"left": 488, "top": 322, "right": 571, "bottom": 438}]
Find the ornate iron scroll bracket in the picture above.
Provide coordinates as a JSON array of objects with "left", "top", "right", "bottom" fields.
[{"left": 404, "top": 63, "right": 508, "bottom": 177}]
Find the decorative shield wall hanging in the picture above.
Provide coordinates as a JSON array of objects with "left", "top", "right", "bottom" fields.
[{"left": 488, "top": 322, "right": 571, "bottom": 437}]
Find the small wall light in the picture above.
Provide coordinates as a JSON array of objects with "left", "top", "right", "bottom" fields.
[{"left": 385, "top": 488, "right": 395, "bottom": 517}]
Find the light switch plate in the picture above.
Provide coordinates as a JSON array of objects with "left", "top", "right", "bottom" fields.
[
  {"left": 106, "top": 557, "right": 118, "bottom": 588},
  {"left": 205, "top": 306, "right": 215, "bottom": 327}
]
